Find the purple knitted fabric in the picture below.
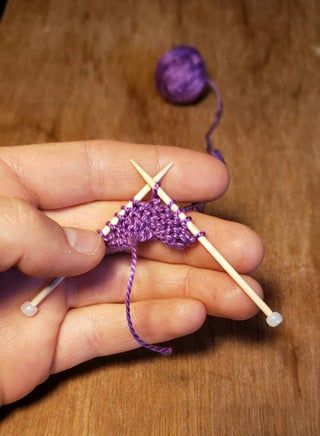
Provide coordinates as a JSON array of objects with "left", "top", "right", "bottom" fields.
[
  {"left": 100, "top": 197, "right": 200, "bottom": 251},
  {"left": 98, "top": 191, "right": 203, "bottom": 356}
]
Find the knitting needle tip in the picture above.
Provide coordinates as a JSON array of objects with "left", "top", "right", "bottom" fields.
[
  {"left": 160, "top": 161, "right": 174, "bottom": 173},
  {"left": 131, "top": 159, "right": 172, "bottom": 185}
]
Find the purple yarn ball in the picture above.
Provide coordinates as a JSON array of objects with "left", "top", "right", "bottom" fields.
[{"left": 155, "top": 45, "right": 209, "bottom": 104}]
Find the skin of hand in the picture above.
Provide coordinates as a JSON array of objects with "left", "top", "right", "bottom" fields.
[{"left": 0, "top": 140, "right": 264, "bottom": 405}]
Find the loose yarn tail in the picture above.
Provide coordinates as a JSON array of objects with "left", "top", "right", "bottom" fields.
[
  {"left": 205, "top": 79, "right": 224, "bottom": 162},
  {"left": 125, "top": 241, "right": 172, "bottom": 356}
]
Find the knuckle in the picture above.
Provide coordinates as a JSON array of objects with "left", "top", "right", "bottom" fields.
[
  {"left": 182, "top": 266, "right": 193, "bottom": 299},
  {"left": 83, "top": 140, "right": 104, "bottom": 199},
  {"left": 85, "top": 314, "right": 107, "bottom": 357},
  {"left": 0, "top": 197, "right": 39, "bottom": 229}
]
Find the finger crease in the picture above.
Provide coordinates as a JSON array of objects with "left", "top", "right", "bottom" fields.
[
  {"left": 85, "top": 315, "right": 106, "bottom": 357},
  {"left": 83, "top": 141, "right": 97, "bottom": 201},
  {"left": 183, "top": 266, "right": 192, "bottom": 299}
]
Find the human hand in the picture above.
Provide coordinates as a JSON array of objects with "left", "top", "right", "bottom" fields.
[{"left": 0, "top": 140, "right": 264, "bottom": 404}]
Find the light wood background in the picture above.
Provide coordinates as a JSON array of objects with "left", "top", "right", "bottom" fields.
[{"left": 0, "top": 1, "right": 319, "bottom": 435}]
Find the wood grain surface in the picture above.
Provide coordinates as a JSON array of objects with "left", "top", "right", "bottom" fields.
[{"left": 0, "top": 0, "right": 319, "bottom": 435}]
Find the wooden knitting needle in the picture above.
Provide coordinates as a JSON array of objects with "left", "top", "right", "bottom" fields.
[
  {"left": 130, "top": 159, "right": 283, "bottom": 327},
  {"left": 20, "top": 162, "right": 173, "bottom": 317}
]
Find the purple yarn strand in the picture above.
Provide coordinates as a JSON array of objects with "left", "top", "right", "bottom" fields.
[
  {"left": 125, "top": 242, "right": 172, "bottom": 356},
  {"left": 181, "top": 202, "right": 204, "bottom": 213},
  {"left": 205, "top": 79, "right": 224, "bottom": 162}
]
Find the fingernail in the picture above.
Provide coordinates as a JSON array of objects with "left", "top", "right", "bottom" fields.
[{"left": 63, "top": 227, "right": 101, "bottom": 255}]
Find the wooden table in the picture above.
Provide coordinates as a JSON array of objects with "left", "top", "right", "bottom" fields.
[{"left": 0, "top": 1, "right": 319, "bottom": 434}]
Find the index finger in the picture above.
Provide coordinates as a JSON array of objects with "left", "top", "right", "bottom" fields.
[{"left": 0, "top": 140, "right": 229, "bottom": 209}]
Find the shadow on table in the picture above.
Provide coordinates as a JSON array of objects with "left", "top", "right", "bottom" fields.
[{"left": 0, "top": 0, "right": 8, "bottom": 21}]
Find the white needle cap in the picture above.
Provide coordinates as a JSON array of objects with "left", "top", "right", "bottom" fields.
[
  {"left": 266, "top": 312, "right": 283, "bottom": 327},
  {"left": 20, "top": 301, "right": 38, "bottom": 317}
]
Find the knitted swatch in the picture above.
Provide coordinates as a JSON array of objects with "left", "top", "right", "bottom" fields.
[{"left": 98, "top": 190, "right": 204, "bottom": 355}]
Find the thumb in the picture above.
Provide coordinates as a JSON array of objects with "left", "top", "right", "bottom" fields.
[{"left": 0, "top": 197, "right": 106, "bottom": 277}]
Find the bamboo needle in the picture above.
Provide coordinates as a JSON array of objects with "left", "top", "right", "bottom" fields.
[
  {"left": 20, "top": 162, "right": 174, "bottom": 317},
  {"left": 130, "top": 159, "right": 283, "bottom": 328}
]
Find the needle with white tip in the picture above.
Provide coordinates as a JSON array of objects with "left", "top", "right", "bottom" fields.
[
  {"left": 130, "top": 159, "right": 283, "bottom": 328},
  {"left": 20, "top": 162, "right": 173, "bottom": 317}
]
